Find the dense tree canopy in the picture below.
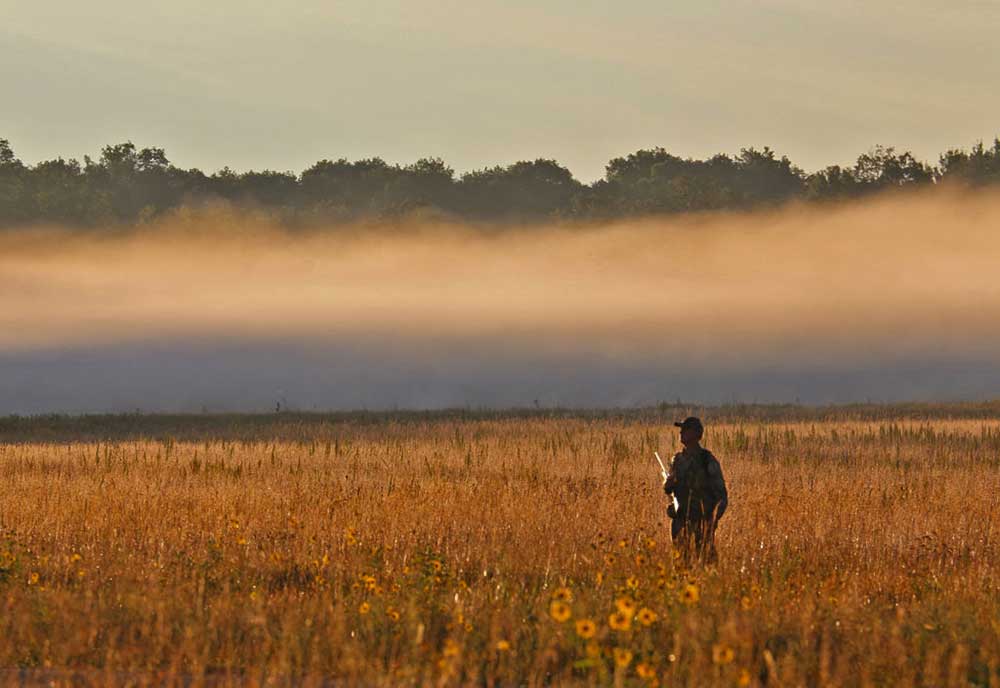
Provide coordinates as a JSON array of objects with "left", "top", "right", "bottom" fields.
[{"left": 1, "top": 137, "right": 998, "bottom": 229}]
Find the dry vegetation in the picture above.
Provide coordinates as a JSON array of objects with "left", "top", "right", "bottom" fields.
[{"left": 2, "top": 408, "right": 1000, "bottom": 686}]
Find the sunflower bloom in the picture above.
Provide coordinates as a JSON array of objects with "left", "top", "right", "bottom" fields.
[
  {"left": 615, "top": 596, "right": 637, "bottom": 617},
  {"left": 712, "top": 643, "right": 735, "bottom": 665},
  {"left": 681, "top": 583, "right": 700, "bottom": 605},
  {"left": 613, "top": 647, "right": 633, "bottom": 667},
  {"left": 496, "top": 640, "right": 511, "bottom": 652},
  {"left": 636, "top": 607, "right": 657, "bottom": 626},
  {"left": 626, "top": 576, "right": 639, "bottom": 590},
  {"left": 657, "top": 577, "right": 675, "bottom": 590},
  {"left": 738, "top": 668, "right": 752, "bottom": 686},
  {"left": 549, "top": 600, "right": 572, "bottom": 623},
  {"left": 358, "top": 602, "right": 371, "bottom": 615},
  {"left": 636, "top": 662, "right": 656, "bottom": 679},
  {"left": 552, "top": 586, "right": 573, "bottom": 603},
  {"left": 609, "top": 611, "right": 632, "bottom": 632},
  {"left": 575, "top": 619, "right": 597, "bottom": 639}
]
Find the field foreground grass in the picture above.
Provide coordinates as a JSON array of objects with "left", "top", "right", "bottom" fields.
[{"left": 2, "top": 407, "right": 1000, "bottom": 686}]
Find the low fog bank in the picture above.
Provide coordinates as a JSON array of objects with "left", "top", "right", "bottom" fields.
[
  {"left": 3, "top": 339, "right": 999, "bottom": 415},
  {"left": 2, "top": 188, "right": 1000, "bottom": 413}
]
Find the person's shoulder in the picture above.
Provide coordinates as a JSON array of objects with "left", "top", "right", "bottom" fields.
[{"left": 702, "top": 449, "right": 723, "bottom": 473}]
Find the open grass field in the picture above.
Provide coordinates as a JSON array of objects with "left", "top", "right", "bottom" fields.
[{"left": 2, "top": 405, "right": 1000, "bottom": 686}]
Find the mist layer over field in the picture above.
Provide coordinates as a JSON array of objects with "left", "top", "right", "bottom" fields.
[{"left": 2, "top": 189, "right": 999, "bottom": 412}]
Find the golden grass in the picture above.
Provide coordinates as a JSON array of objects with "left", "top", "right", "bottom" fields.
[{"left": 2, "top": 412, "right": 1000, "bottom": 686}]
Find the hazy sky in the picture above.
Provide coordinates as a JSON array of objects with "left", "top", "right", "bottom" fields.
[{"left": 3, "top": 0, "right": 998, "bottom": 180}]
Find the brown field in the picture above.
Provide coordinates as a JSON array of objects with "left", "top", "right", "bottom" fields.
[{"left": 2, "top": 407, "right": 1000, "bottom": 687}]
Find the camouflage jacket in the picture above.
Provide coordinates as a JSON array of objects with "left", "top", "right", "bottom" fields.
[{"left": 664, "top": 448, "right": 728, "bottom": 523}]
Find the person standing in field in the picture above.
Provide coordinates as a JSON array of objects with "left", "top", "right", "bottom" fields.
[{"left": 663, "top": 416, "right": 728, "bottom": 563}]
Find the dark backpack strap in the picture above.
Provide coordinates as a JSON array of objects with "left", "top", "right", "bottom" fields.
[{"left": 699, "top": 448, "right": 713, "bottom": 471}]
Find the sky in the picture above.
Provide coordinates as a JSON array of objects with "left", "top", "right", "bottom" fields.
[{"left": 2, "top": 0, "right": 999, "bottom": 181}]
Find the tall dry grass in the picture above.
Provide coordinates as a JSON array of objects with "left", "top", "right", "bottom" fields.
[{"left": 2, "top": 412, "right": 999, "bottom": 686}]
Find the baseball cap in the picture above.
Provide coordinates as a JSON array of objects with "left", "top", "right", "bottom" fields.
[{"left": 673, "top": 416, "right": 704, "bottom": 432}]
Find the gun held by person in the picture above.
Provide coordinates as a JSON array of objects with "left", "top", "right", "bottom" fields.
[
  {"left": 654, "top": 451, "right": 668, "bottom": 481},
  {"left": 655, "top": 451, "right": 680, "bottom": 518}
]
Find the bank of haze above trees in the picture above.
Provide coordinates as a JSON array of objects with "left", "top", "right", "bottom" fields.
[{"left": 1, "top": 137, "right": 999, "bottom": 228}]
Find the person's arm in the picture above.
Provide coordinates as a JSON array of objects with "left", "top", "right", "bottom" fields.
[{"left": 706, "top": 456, "right": 728, "bottom": 522}]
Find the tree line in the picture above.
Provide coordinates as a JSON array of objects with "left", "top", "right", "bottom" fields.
[{"left": 1, "top": 137, "right": 998, "bottom": 228}]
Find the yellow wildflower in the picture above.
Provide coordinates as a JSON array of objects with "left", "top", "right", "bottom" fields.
[
  {"left": 552, "top": 586, "right": 573, "bottom": 603},
  {"left": 636, "top": 607, "right": 658, "bottom": 626},
  {"left": 443, "top": 639, "right": 461, "bottom": 657},
  {"left": 575, "top": 619, "right": 597, "bottom": 639},
  {"left": 637, "top": 662, "right": 656, "bottom": 679},
  {"left": 358, "top": 602, "right": 371, "bottom": 615},
  {"left": 549, "top": 600, "right": 572, "bottom": 623},
  {"left": 681, "top": 582, "right": 700, "bottom": 605},
  {"left": 738, "top": 668, "right": 752, "bottom": 686},
  {"left": 615, "top": 596, "right": 637, "bottom": 617},
  {"left": 626, "top": 576, "right": 640, "bottom": 590},
  {"left": 609, "top": 611, "right": 632, "bottom": 632},
  {"left": 712, "top": 643, "right": 735, "bottom": 665},
  {"left": 496, "top": 639, "right": 511, "bottom": 652},
  {"left": 613, "top": 647, "right": 633, "bottom": 667}
]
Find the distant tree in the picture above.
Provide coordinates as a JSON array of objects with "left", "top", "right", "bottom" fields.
[
  {"left": 597, "top": 147, "right": 804, "bottom": 215},
  {"left": 381, "top": 158, "right": 456, "bottom": 216},
  {"left": 233, "top": 170, "right": 298, "bottom": 207},
  {"left": 458, "top": 159, "right": 581, "bottom": 221},
  {"left": 853, "top": 145, "right": 933, "bottom": 190},
  {"left": 938, "top": 139, "right": 1000, "bottom": 186},
  {"left": 1, "top": 135, "right": 997, "bottom": 228},
  {"left": 26, "top": 158, "right": 90, "bottom": 224},
  {"left": 732, "top": 147, "right": 804, "bottom": 205},
  {"left": 804, "top": 165, "right": 861, "bottom": 201},
  {"left": 605, "top": 148, "right": 684, "bottom": 187},
  {"left": 300, "top": 157, "right": 404, "bottom": 220},
  {"left": 0, "top": 139, "right": 27, "bottom": 225},
  {"left": 78, "top": 142, "right": 189, "bottom": 222}
]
